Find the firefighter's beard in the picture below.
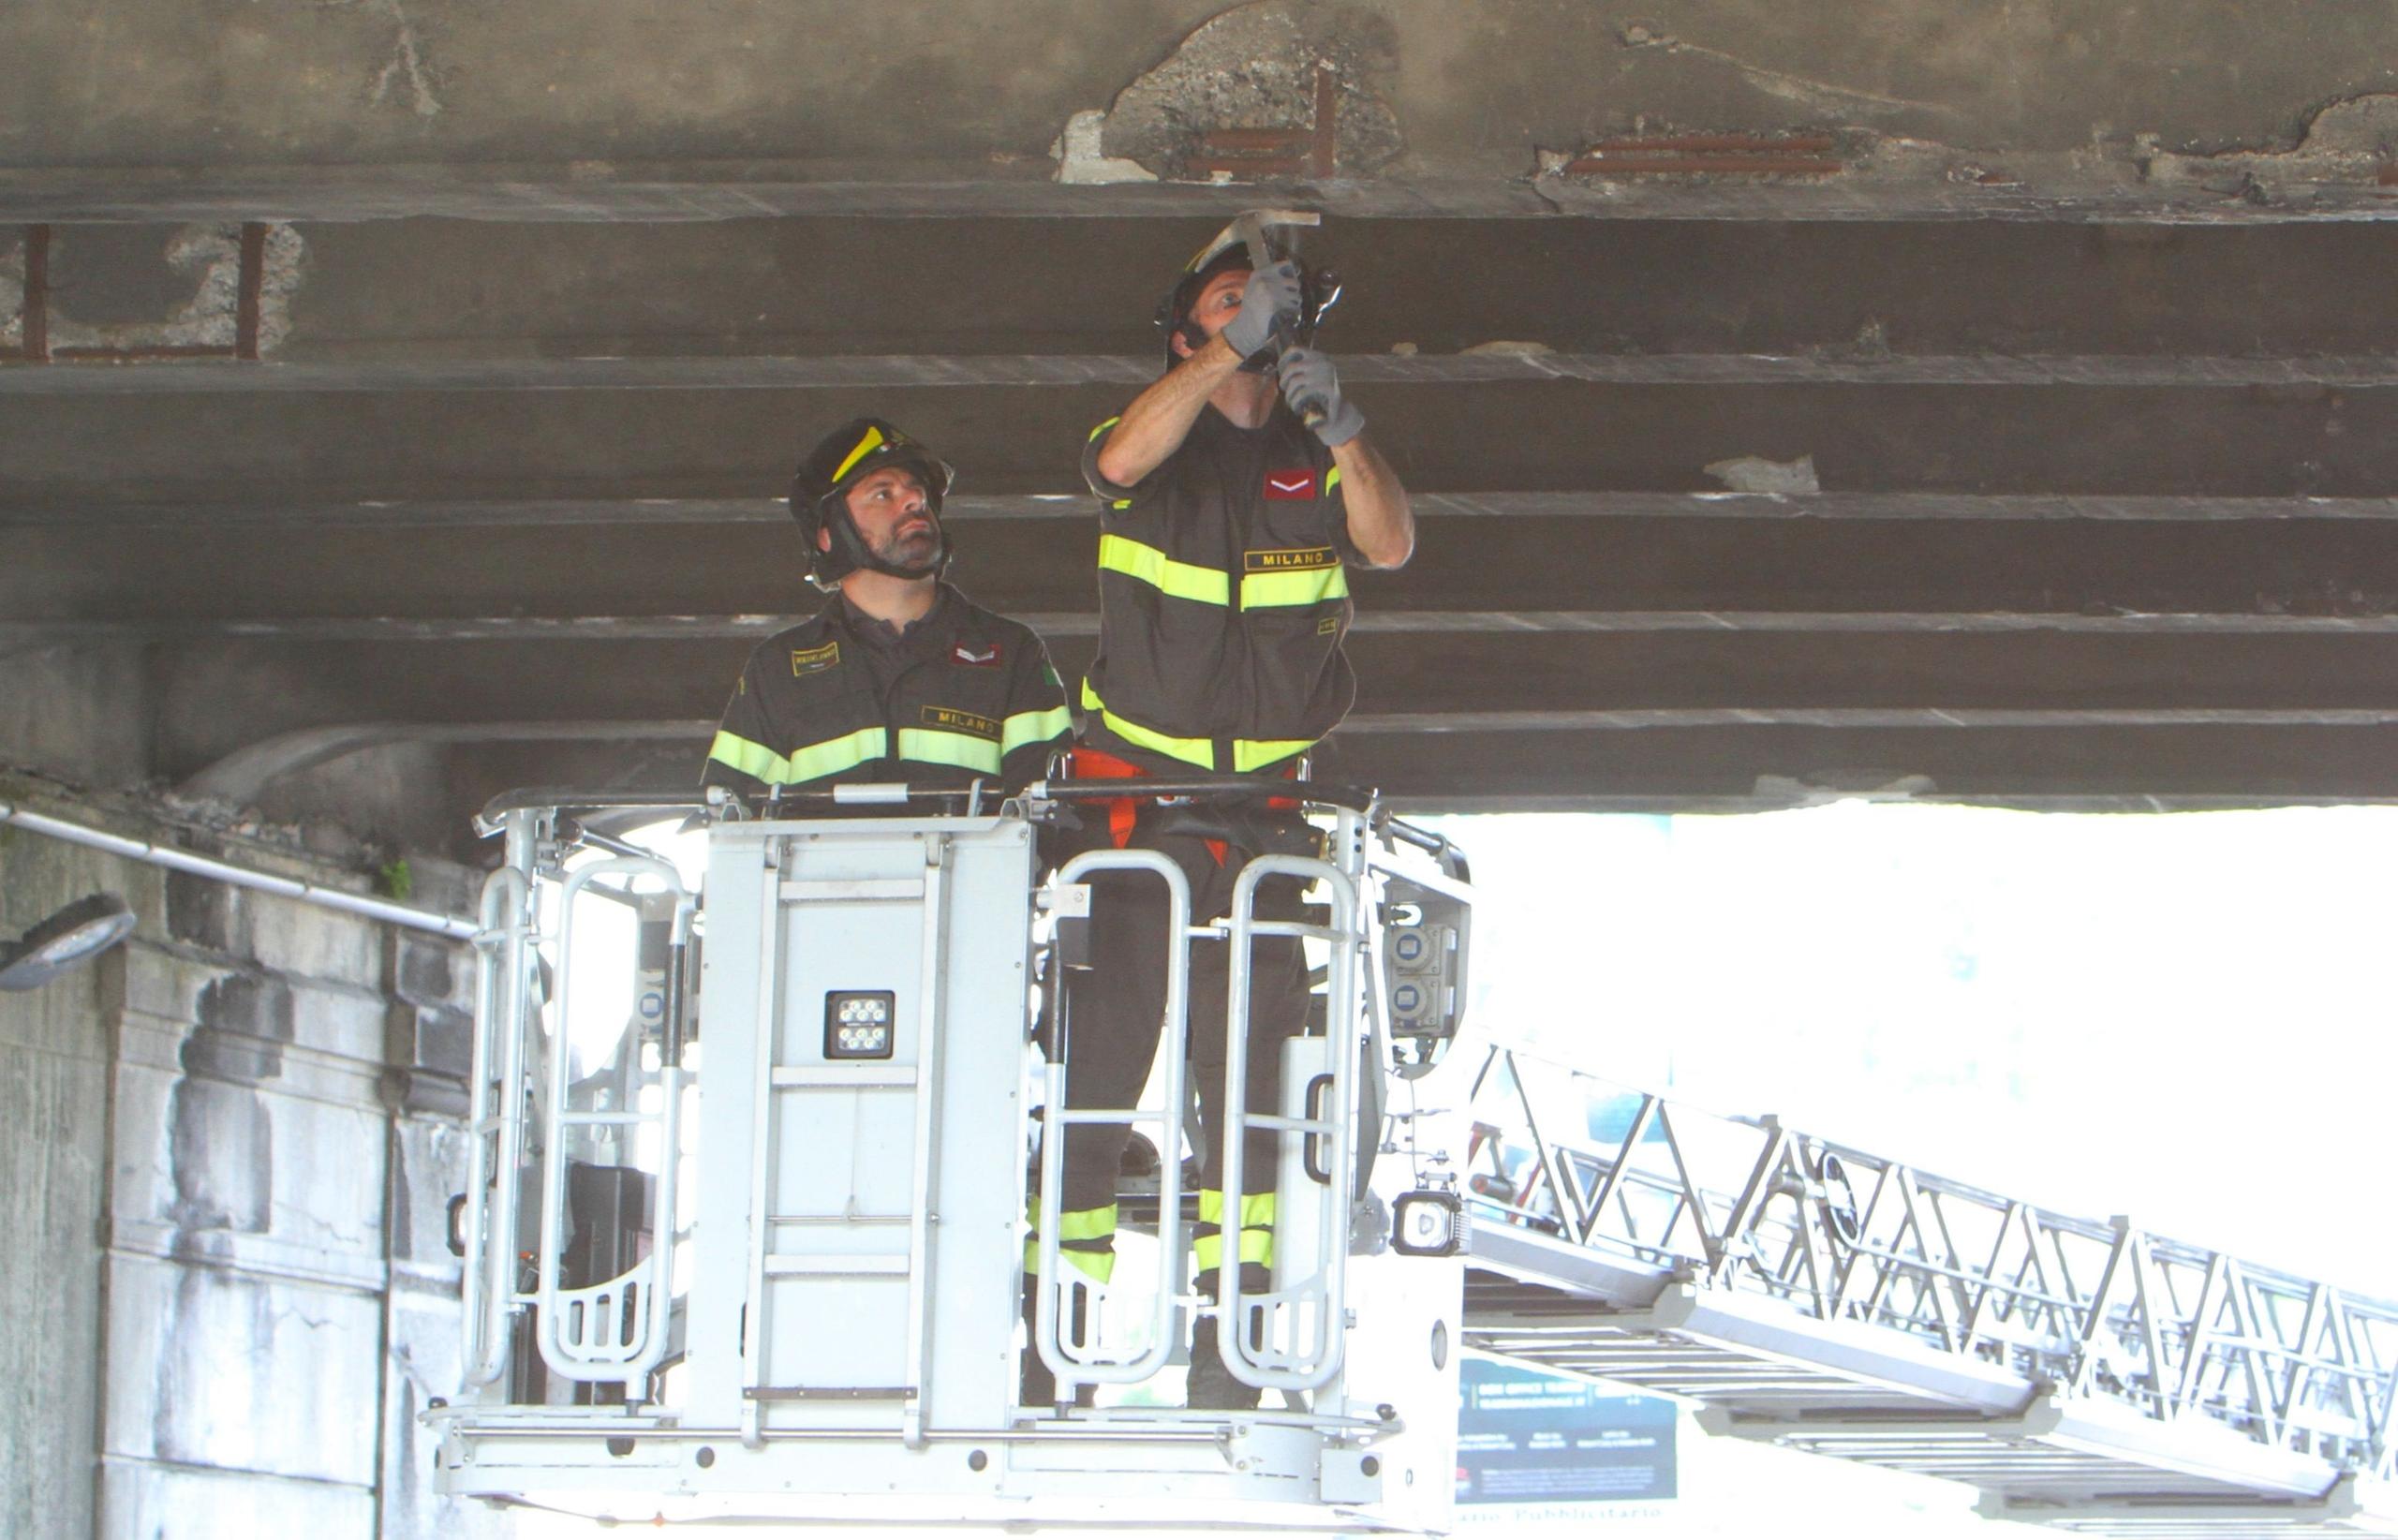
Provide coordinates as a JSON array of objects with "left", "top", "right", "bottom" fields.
[{"left": 869, "top": 515, "right": 944, "bottom": 574}]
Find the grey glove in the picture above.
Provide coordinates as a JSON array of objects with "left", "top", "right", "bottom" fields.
[
  {"left": 1219, "top": 260, "right": 1302, "bottom": 360},
  {"left": 1276, "top": 347, "right": 1365, "bottom": 447}
]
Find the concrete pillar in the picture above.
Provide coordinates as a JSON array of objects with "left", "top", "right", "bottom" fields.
[{"left": 0, "top": 785, "right": 507, "bottom": 1538}]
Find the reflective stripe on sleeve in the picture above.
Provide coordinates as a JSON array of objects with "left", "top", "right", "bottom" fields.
[
  {"left": 1001, "top": 703, "right": 1073, "bottom": 756},
  {"left": 894, "top": 728, "right": 1003, "bottom": 776},
  {"left": 709, "top": 725, "right": 888, "bottom": 787},
  {"left": 1099, "top": 533, "right": 1231, "bottom": 607},
  {"left": 708, "top": 730, "right": 790, "bottom": 784}
]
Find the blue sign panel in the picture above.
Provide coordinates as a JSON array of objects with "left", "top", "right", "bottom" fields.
[{"left": 1457, "top": 1357, "right": 1677, "bottom": 1507}]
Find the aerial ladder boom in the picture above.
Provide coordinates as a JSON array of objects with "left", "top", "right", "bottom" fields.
[{"left": 1458, "top": 1044, "right": 2397, "bottom": 1535}]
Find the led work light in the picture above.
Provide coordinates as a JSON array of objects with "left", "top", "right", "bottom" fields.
[{"left": 823, "top": 990, "right": 897, "bottom": 1059}]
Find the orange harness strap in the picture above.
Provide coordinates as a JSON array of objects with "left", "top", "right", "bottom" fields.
[{"left": 1065, "top": 748, "right": 1298, "bottom": 865}]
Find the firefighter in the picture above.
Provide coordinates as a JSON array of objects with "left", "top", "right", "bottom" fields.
[
  {"left": 1032, "top": 236, "right": 1413, "bottom": 1410},
  {"left": 703, "top": 417, "right": 1072, "bottom": 799}
]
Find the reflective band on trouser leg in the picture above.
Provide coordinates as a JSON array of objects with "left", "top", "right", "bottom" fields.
[
  {"left": 1193, "top": 1190, "right": 1277, "bottom": 1272},
  {"left": 893, "top": 728, "right": 1003, "bottom": 776},
  {"left": 709, "top": 725, "right": 888, "bottom": 787},
  {"left": 1027, "top": 1202, "right": 1118, "bottom": 1283},
  {"left": 1001, "top": 704, "right": 1073, "bottom": 756},
  {"left": 1079, "top": 679, "right": 1216, "bottom": 770},
  {"left": 1098, "top": 533, "right": 1231, "bottom": 607}
]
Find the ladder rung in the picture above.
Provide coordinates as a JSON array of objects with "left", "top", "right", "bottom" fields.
[
  {"left": 779, "top": 878, "right": 925, "bottom": 903},
  {"left": 764, "top": 1255, "right": 910, "bottom": 1278},
  {"left": 771, "top": 1066, "right": 918, "bottom": 1089},
  {"left": 769, "top": 1212, "right": 910, "bottom": 1225}
]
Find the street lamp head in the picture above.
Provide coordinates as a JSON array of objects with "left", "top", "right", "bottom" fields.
[{"left": 0, "top": 893, "right": 136, "bottom": 992}]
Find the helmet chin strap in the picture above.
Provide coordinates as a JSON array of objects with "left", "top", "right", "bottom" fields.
[{"left": 815, "top": 496, "right": 948, "bottom": 589}]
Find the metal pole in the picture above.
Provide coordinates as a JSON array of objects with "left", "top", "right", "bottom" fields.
[{"left": 0, "top": 798, "right": 476, "bottom": 939}]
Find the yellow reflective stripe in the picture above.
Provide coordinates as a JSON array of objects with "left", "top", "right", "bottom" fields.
[
  {"left": 708, "top": 730, "right": 792, "bottom": 784},
  {"left": 894, "top": 728, "right": 1003, "bottom": 776},
  {"left": 1234, "top": 737, "right": 1314, "bottom": 774},
  {"left": 1198, "top": 1191, "right": 1278, "bottom": 1228},
  {"left": 1081, "top": 678, "right": 1215, "bottom": 770},
  {"left": 1192, "top": 1229, "right": 1275, "bottom": 1271},
  {"left": 1028, "top": 1237, "right": 1117, "bottom": 1282},
  {"left": 1325, "top": 466, "right": 1341, "bottom": 492},
  {"left": 831, "top": 423, "right": 887, "bottom": 482},
  {"left": 1001, "top": 704, "right": 1073, "bottom": 756},
  {"left": 1088, "top": 416, "right": 1121, "bottom": 443},
  {"left": 711, "top": 726, "right": 893, "bottom": 786},
  {"left": 1239, "top": 563, "right": 1349, "bottom": 610},
  {"left": 1080, "top": 682, "right": 1318, "bottom": 774},
  {"left": 784, "top": 725, "right": 889, "bottom": 783},
  {"left": 1099, "top": 533, "right": 1230, "bottom": 606},
  {"left": 1110, "top": 499, "right": 1132, "bottom": 511},
  {"left": 1196, "top": 1188, "right": 1279, "bottom": 1270},
  {"left": 1056, "top": 1204, "right": 1119, "bottom": 1243}
]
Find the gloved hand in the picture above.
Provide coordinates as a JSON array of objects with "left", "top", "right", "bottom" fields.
[
  {"left": 1276, "top": 347, "right": 1364, "bottom": 447},
  {"left": 1219, "top": 260, "right": 1302, "bottom": 360}
]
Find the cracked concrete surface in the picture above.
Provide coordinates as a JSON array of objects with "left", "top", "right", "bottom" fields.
[
  {"left": 361, "top": 0, "right": 444, "bottom": 119},
  {"left": 0, "top": 0, "right": 2392, "bottom": 204},
  {"left": 1614, "top": 20, "right": 1960, "bottom": 122}
]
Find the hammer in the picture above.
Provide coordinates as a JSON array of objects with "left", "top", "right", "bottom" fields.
[{"left": 1220, "top": 209, "right": 1328, "bottom": 429}]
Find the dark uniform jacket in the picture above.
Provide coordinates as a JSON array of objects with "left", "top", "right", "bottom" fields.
[
  {"left": 1080, "top": 404, "right": 1359, "bottom": 775},
  {"left": 703, "top": 585, "right": 1072, "bottom": 796}
]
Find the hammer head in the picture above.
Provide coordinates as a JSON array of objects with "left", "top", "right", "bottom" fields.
[{"left": 1189, "top": 208, "right": 1322, "bottom": 274}]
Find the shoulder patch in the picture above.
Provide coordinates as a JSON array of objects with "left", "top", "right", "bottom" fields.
[
  {"left": 921, "top": 705, "right": 1001, "bottom": 740},
  {"left": 791, "top": 640, "right": 841, "bottom": 676},
  {"left": 950, "top": 641, "right": 1003, "bottom": 668}
]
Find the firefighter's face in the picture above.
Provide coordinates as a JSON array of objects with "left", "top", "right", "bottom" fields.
[
  {"left": 1172, "top": 266, "right": 1253, "bottom": 359},
  {"left": 832, "top": 466, "right": 940, "bottom": 572}
]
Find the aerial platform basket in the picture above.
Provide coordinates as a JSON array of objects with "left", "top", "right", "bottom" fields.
[{"left": 428, "top": 778, "right": 1477, "bottom": 1532}]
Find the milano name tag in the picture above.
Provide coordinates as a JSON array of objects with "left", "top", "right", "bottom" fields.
[
  {"left": 920, "top": 705, "right": 1001, "bottom": 740},
  {"left": 1244, "top": 546, "right": 1338, "bottom": 573}
]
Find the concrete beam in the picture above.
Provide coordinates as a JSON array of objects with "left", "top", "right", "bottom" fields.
[
  {"left": 5, "top": 173, "right": 2398, "bottom": 227},
  {"left": 13, "top": 353, "right": 2398, "bottom": 395},
  {"left": 413, "top": 717, "right": 2398, "bottom": 827},
  {"left": 13, "top": 497, "right": 2398, "bottom": 626},
  {"left": 17, "top": 217, "right": 2398, "bottom": 363},
  {"left": 3, "top": 379, "right": 2394, "bottom": 503},
  {"left": 5, "top": 1, "right": 2398, "bottom": 213}
]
